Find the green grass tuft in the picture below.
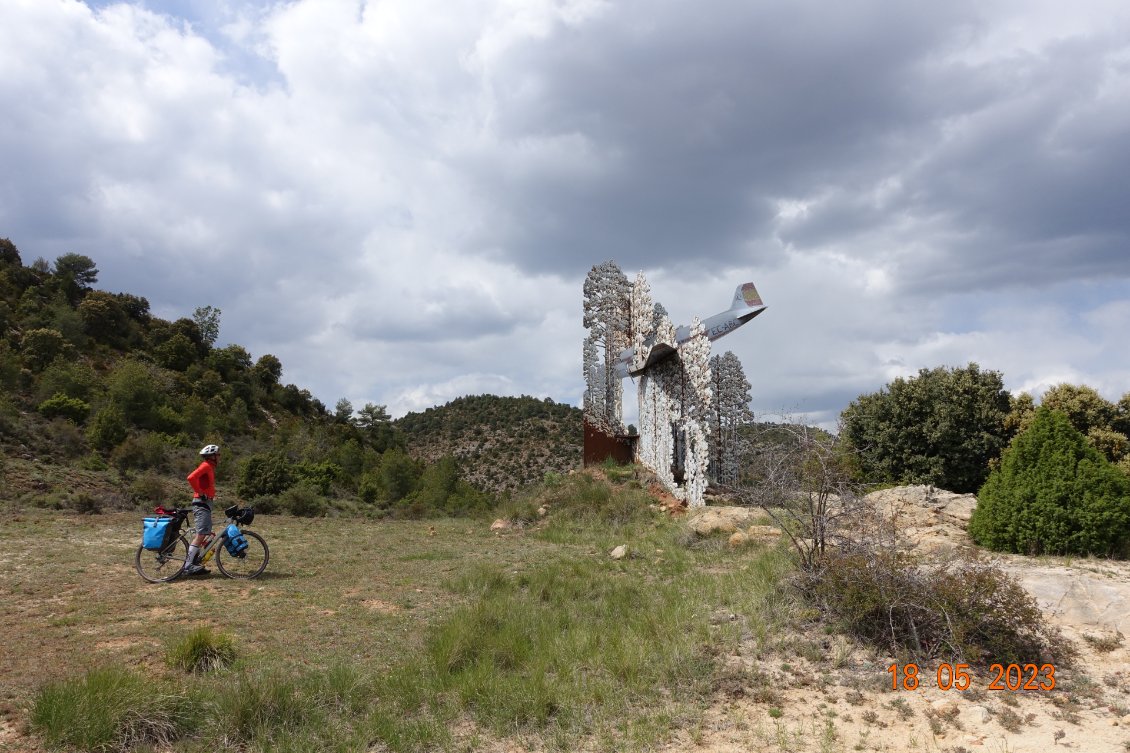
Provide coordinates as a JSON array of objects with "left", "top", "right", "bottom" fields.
[
  {"left": 30, "top": 667, "right": 196, "bottom": 752},
  {"left": 166, "top": 626, "right": 237, "bottom": 673}
]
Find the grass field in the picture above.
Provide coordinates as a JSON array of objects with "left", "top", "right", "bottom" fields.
[{"left": 0, "top": 475, "right": 799, "bottom": 752}]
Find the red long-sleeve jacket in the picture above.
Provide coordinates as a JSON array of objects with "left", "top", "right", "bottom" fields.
[{"left": 187, "top": 459, "right": 217, "bottom": 499}]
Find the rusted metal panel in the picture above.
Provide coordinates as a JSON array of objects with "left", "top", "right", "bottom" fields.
[{"left": 583, "top": 418, "right": 637, "bottom": 467}]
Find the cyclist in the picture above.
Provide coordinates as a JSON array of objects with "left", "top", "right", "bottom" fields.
[{"left": 183, "top": 444, "right": 221, "bottom": 575}]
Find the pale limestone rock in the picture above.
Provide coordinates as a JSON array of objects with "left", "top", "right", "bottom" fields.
[
  {"left": 962, "top": 705, "right": 992, "bottom": 725},
  {"left": 686, "top": 506, "right": 760, "bottom": 536},
  {"left": 610, "top": 544, "right": 628, "bottom": 560},
  {"left": 746, "top": 525, "right": 782, "bottom": 540}
]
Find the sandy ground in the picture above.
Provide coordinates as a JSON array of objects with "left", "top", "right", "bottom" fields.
[{"left": 669, "top": 488, "right": 1130, "bottom": 753}]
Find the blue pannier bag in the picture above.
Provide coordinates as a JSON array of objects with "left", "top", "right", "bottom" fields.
[
  {"left": 224, "top": 524, "right": 249, "bottom": 557},
  {"left": 142, "top": 517, "right": 171, "bottom": 550}
]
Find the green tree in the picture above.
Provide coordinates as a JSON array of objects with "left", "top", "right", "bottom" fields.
[
  {"left": 35, "top": 360, "right": 98, "bottom": 403},
  {"left": 106, "top": 360, "right": 162, "bottom": 428},
  {"left": 354, "top": 402, "right": 401, "bottom": 452},
  {"left": 378, "top": 449, "right": 419, "bottom": 504},
  {"left": 1040, "top": 384, "right": 1115, "bottom": 437},
  {"left": 334, "top": 398, "right": 354, "bottom": 423},
  {"left": 180, "top": 396, "right": 210, "bottom": 440},
  {"left": 53, "top": 253, "right": 98, "bottom": 302},
  {"left": 0, "top": 342, "right": 20, "bottom": 391},
  {"left": 77, "top": 291, "right": 128, "bottom": 343},
  {"left": 20, "top": 328, "right": 68, "bottom": 372},
  {"left": 969, "top": 408, "right": 1130, "bottom": 557},
  {"left": 86, "top": 405, "right": 128, "bottom": 452},
  {"left": 154, "top": 333, "right": 199, "bottom": 371},
  {"left": 0, "top": 237, "right": 21, "bottom": 267},
  {"left": 192, "top": 305, "right": 221, "bottom": 347},
  {"left": 354, "top": 402, "right": 390, "bottom": 429},
  {"left": 115, "top": 293, "right": 150, "bottom": 322},
  {"left": 840, "top": 363, "right": 1012, "bottom": 493},
  {"left": 253, "top": 354, "right": 282, "bottom": 388},
  {"left": 1011, "top": 385, "right": 1130, "bottom": 466}
]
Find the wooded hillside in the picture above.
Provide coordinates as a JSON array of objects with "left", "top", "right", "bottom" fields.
[{"left": 0, "top": 237, "right": 579, "bottom": 513}]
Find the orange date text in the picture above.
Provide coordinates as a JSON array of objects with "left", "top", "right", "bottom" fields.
[{"left": 887, "top": 663, "right": 1056, "bottom": 691}]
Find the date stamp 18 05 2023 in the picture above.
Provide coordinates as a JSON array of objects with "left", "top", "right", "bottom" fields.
[{"left": 888, "top": 663, "right": 1057, "bottom": 692}]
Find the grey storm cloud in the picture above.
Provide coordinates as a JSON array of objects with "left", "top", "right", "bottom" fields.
[{"left": 447, "top": 0, "right": 1130, "bottom": 292}]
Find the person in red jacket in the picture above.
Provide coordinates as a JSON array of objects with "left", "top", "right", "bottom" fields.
[{"left": 184, "top": 444, "right": 220, "bottom": 575}]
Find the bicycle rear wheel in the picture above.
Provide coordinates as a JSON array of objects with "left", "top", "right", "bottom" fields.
[
  {"left": 216, "top": 530, "right": 269, "bottom": 579},
  {"left": 135, "top": 535, "right": 189, "bottom": 583}
]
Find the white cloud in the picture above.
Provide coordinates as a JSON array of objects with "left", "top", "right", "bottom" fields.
[{"left": 1, "top": 0, "right": 1128, "bottom": 431}]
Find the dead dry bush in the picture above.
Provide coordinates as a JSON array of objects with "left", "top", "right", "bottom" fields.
[
  {"left": 726, "top": 419, "right": 1075, "bottom": 669},
  {"left": 802, "top": 547, "right": 1076, "bottom": 666}
]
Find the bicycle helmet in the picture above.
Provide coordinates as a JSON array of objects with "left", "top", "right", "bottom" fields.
[{"left": 199, "top": 444, "right": 220, "bottom": 457}]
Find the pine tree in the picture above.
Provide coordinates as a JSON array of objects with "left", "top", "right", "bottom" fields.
[{"left": 969, "top": 408, "right": 1130, "bottom": 557}]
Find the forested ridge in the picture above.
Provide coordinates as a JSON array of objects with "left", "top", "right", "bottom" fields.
[
  {"left": 398, "top": 394, "right": 582, "bottom": 493},
  {"left": 0, "top": 237, "right": 580, "bottom": 514}
]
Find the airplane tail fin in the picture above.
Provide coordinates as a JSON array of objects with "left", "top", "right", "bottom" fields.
[{"left": 730, "top": 282, "right": 763, "bottom": 310}]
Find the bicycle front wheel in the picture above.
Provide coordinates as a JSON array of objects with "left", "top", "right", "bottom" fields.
[
  {"left": 135, "top": 535, "right": 189, "bottom": 583},
  {"left": 216, "top": 530, "right": 269, "bottom": 579}
]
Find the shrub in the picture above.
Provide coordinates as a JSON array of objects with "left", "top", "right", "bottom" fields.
[
  {"left": 20, "top": 328, "right": 68, "bottom": 372},
  {"left": 969, "top": 408, "right": 1130, "bottom": 557},
  {"left": 805, "top": 548, "right": 1074, "bottom": 666},
  {"left": 68, "top": 492, "right": 102, "bottom": 515},
  {"left": 238, "top": 452, "right": 295, "bottom": 498},
  {"left": 37, "top": 392, "right": 90, "bottom": 423},
  {"left": 86, "top": 405, "right": 128, "bottom": 452},
  {"left": 30, "top": 667, "right": 194, "bottom": 751},
  {"left": 295, "top": 460, "right": 342, "bottom": 495},
  {"left": 110, "top": 432, "right": 170, "bottom": 473},
  {"left": 166, "top": 627, "right": 237, "bottom": 673},
  {"left": 78, "top": 452, "right": 109, "bottom": 471},
  {"left": 245, "top": 494, "right": 283, "bottom": 515},
  {"left": 128, "top": 474, "right": 171, "bottom": 507},
  {"left": 42, "top": 417, "right": 88, "bottom": 459},
  {"left": 357, "top": 471, "right": 381, "bottom": 505},
  {"left": 281, "top": 481, "right": 328, "bottom": 517}
]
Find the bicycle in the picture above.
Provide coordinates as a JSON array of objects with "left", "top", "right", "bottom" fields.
[{"left": 135, "top": 504, "right": 269, "bottom": 583}]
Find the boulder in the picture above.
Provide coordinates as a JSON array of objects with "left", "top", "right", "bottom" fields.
[
  {"left": 687, "top": 506, "right": 760, "bottom": 536},
  {"left": 746, "top": 525, "right": 782, "bottom": 541}
]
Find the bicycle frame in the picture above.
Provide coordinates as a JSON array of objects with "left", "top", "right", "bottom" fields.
[{"left": 195, "top": 518, "right": 235, "bottom": 565}]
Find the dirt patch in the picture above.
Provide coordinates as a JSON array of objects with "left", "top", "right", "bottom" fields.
[{"left": 362, "top": 599, "right": 403, "bottom": 614}]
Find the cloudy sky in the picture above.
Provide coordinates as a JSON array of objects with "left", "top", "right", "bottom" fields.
[{"left": 3, "top": 0, "right": 1129, "bottom": 427}]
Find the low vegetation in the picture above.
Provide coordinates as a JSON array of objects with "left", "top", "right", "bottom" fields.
[
  {"left": 804, "top": 548, "right": 1075, "bottom": 666},
  {"left": 10, "top": 468, "right": 1094, "bottom": 752},
  {"left": 8, "top": 472, "right": 799, "bottom": 752},
  {"left": 166, "top": 627, "right": 238, "bottom": 674}
]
